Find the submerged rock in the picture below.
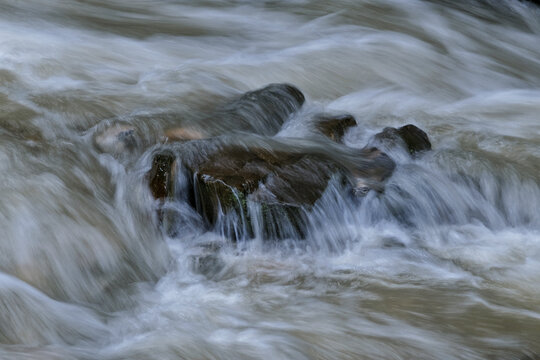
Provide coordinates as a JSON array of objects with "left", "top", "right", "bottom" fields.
[
  {"left": 222, "top": 83, "right": 305, "bottom": 136},
  {"left": 164, "top": 127, "right": 206, "bottom": 142},
  {"left": 94, "top": 124, "right": 138, "bottom": 155},
  {"left": 163, "top": 83, "right": 306, "bottom": 140},
  {"left": 314, "top": 113, "right": 357, "bottom": 143},
  {"left": 191, "top": 252, "right": 225, "bottom": 278},
  {"left": 351, "top": 147, "right": 396, "bottom": 195}
]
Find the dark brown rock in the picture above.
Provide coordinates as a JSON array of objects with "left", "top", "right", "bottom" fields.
[
  {"left": 372, "top": 124, "right": 431, "bottom": 157},
  {"left": 397, "top": 124, "right": 431, "bottom": 154},
  {"left": 314, "top": 113, "right": 357, "bottom": 143},
  {"left": 144, "top": 85, "right": 437, "bottom": 240},
  {"left": 194, "top": 147, "right": 339, "bottom": 206},
  {"left": 147, "top": 152, "right": 179, "bottom": 229},
  {"left": 146, "top": 131, "right": 400, "bottom": 239},
  {"left": 148, "top": 152, "right": 176, "bottom": 201},
  {"left": 189, "top": 145, "right": 341, "bottom": 238},
  {"left": 183, "top": 139, "right": 397, "bottom": 238}
]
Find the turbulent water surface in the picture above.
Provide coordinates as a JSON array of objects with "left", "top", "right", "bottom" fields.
[{"left": 1, "top": 0, "right": 540, "bottom": 359}]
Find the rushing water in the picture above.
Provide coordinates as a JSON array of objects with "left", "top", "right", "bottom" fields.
[{"left": 1, "top": 0, "right": 540, "bottom": 359}]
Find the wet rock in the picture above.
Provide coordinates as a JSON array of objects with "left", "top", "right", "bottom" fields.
[
  {"left": 371, "top": 124, "right": 431, "bottom": 157},
  {"left": 145, "top": 141, "right": 353, "bottom": 239},
  {"left": 215, "top": 82, "right": 305, "bottom": 135},
  {"left": 147, "top": 152, "right": 176, "bottom": 201},
  {"left": 184, "top": 140, "right": 398, "bottom": 238},
  {"left": 314, "top": 113, "right": 357, "bottom": 143},
  {"left": 146, "top": 133, "right": 399, "bottom": 239},
  {"left": 143, "top": 84, "right": 437, "bottom": 239},
  {"left": 147, "top": 152, "right": 179, "bottom": 231},
  {"left": 231, "top": 83, "right": 305, "bottom": 123},
  {"left": 190, "top": 146, "right": 336, "bottom": 238},
  {"left": 94, "top": 124, "right": 138, "bottom": 155},
  {"left": 396, "top": 124, "right": 431, "bottom": 154},
  {"left": 193, "top": 146, "right": 340, "bottom": 207},
  {"left": 171, "top": 83, "right": 305, "bottom": 140},
  {"left": 163, "top": 127, "right": 206, "bottom": 142},
  {"left": 351, "top": 147, "right": 396, "bottom": 195}
]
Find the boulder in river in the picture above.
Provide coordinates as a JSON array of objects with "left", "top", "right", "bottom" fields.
[
  {"left": 148, "top": 139, "right": 396, "bottom": 239},
  {"left": 146, "top": 84, "right": 432, "bottom": 240},
  {"left": 190, "top": 145, "right": 342, "bottom": 238}
]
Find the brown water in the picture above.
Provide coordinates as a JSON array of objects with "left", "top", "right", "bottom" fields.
[{"left": 1, "top": 0, "right": 540, "bottom": 359}]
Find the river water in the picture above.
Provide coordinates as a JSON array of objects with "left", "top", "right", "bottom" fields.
[{"left": 1, "top": 0, "right": 540, "bottom": 359}]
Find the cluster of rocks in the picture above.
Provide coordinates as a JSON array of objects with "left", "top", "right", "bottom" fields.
[{"left": 95, "top": 83, "right": 431, "bottom": 240}]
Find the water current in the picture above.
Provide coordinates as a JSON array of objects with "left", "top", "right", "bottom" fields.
[{"left": 1, "top": 0, "right": 540, "bottom": 359}]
